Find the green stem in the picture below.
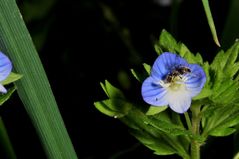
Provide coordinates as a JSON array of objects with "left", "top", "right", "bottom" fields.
[
  {"left": 184, "top": 112, "right": 192, "bottom": 131},
  {"left": 190, "top": 104, "right": 202, "bottom": 159}
]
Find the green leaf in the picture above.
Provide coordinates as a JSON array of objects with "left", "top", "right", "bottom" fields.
[
  {"left": 210, "top": 50, "right": 225, "bottom": 71},
  {"left": 193, "top": 88, "right": 212, "bottom": 100},
  {"left": 143, "top": 63, "right": 151, "bottom": 75},
  {"left": 154, "top": 43, "right": 163, "bottom": 55},
  {"left": 158, "top": 29, "right": 178, "bottom": 53},
  {"left": 0, "top": 86, "right": 16, "bottom": 106},
  {"left": 202, "top": 62, "right": 211, "bottom": 87},
  {"left": 211, "top": 41, "right": 239, "bottom": 79},
  {"left": 2, "top": 72, "right": 22, "bottom": 85},
  {"left": 148, "top": 116, "right": 203, "bottom": 142},
  {"left": 130, "top": 68, "right": 148, "bottom": 83},
  {"left": 203, "top": 104, "right": 239, "bottom": 137},
  {"left": 224, "top": 43, "right": 239, "bottom": 78},
  {"left": 94, "top": 100, "right": 124, "bottom": 118},
  {"left": 211, "top": 80, "right": 239, "bottom": 104},
  {"left": 130, "top": 69, "right": 142, "bottom": 82},
  {"left": 145, "top": 106, "right": 168, "bottom": 115},
  {"left": 183, "top": 51, "right": 203, "bottom": 65},
  {"left": 147, "top": 112, "right": 204, "bottom": 142},
  {"left": 100, "top": 82, "right": 109, "bottom": 97},
  {"left": 94, "top": 98, "right": 132, "bottom": 118},
  {"left": 101, "top": 80, "right": 125, "bottom": 99},
  {"left": 209, "top": 127, "right": 236, "bottom": 137},
  {"left": 148, "top": 117, "right": 188, "bottom": 136},
  {"left": 130, "top": 129, "right": 176, "bottom": 155},
  {"left": 130, "top": 63, "right": 151, "bottom": 83},
  {"left": 121, "top": 108, "right": 190, "bottom": 158},
  {"left": 207, "top": 41, "right": 239, "bottom": 105},
  {"left": 157, "top": 29, "right": 204, "bottom": 65},
  {"left": 0, "top": 1, "right": 77, "bottom": 159},
  {"left": 97, "top": 80, "right": 132, "bottom": 117}
]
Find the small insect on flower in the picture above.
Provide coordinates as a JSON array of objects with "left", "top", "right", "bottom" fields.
[
  {"left": 164, "top": 66, "right": 191, "bottom": 83},
  {"left": 141, "top": 52, "right": 206, "bottom": 113},
  {"left": 0, "top": 51, "right": 12, "bottom": 93}
]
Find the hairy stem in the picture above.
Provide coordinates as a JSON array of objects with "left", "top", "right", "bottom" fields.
[{"left": 190, "top": 104, "right": 202, "bottom": 159}]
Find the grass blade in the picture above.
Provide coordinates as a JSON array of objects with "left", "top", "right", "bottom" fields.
[
  {"left": 0, "top": 1, "right": 78, "bottom": 159},
  {"left": 202, "top": 0, "right": 221, "bottom": 47}
]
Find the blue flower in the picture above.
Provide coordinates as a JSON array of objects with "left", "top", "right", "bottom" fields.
[
  {"left": 141, "top": 52, "right": 206, "bottom": 113},
  {"left": 0, "top": 51, "right": 12, "bottom": 93}
]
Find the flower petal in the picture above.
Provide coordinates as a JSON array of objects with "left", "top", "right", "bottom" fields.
[
  {"left": 0, "top": 52, "right": 12, "bottom": 82},
  {"left": 0, "top": 84, "right": 7, "bottom": 93},
  {"left": 142, "top": 77, "right": 168, "bottom": 106},
  {"left": 151, "top": 52, "right": 188, "bottom": 80},
  {"left": 166, "top": 89, "right": 191, "bottom": 113},
  {"left": 185, "top": 64, "right": 206, "bottom": 97}
]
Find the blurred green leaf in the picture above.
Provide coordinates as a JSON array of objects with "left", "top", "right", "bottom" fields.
[
  {"left": 221, "top": 0, "right": 239, "bottom": 49},
  {"left": 130, "top": 63, "right": 150, "bottom": 82},
  {"left": 0, "top": 86, "right": 16, "bottom": 106},
  {"left": 143, "top": 63, "right": 151, "bottom": 75},
  {"left": 0, "top": 0, "right": 78, "bottom": 158},
  {"left": 0, "top": 117, "right": 16, "bottom": 159},
  {"left": 20, "top": 0, "right": 56, "bottom": 22},
  {"left": 19, "top": 0, "right": 56, "bottom": 50},
  {"left": 117, "top": 70, "right": 131, "bottom": 90},
  {"left": 234, "top": 152, "right": 239, "bottom": 159},
  {"left": 100, "top": 3, "right": 142, "bottom": 65},
  {"left": 130, "top": 68, "right": 146, "bottom": 83},
  {"left": 2, "top": 72, "right": 22, "bottom": 85}
]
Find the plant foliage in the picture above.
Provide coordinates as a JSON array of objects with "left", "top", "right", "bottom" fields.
[{"left": 95, "top": 29, "right": 239, "bottom": 158}]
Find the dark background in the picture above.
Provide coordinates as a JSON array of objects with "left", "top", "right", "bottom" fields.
[{"left": 0, "top": 0, "right": 235, "bottom": 159}]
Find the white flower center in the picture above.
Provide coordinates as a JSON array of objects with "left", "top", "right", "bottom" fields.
[
  {"left": 158, "top": 66, "right": 191, "bottom": 91},
  {"left": 157, "top": 65, "right": 191, "bottom": 92},
  {"left": 159, "top": 75, "right": 187, "bottom": 91}
]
